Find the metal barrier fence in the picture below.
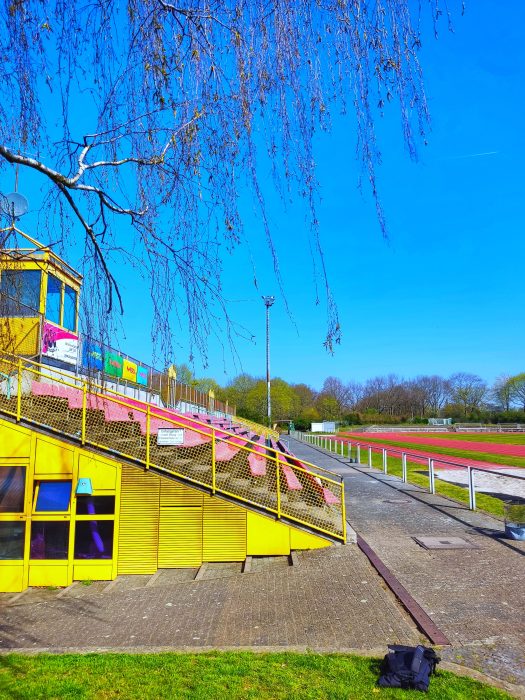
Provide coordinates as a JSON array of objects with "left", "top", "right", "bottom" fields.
[
  {"left": 0, "top": 357, "right": 346, "bottom": 542},
  {"left": 292, "top": 431, "right": 525, "bottom": 516}
]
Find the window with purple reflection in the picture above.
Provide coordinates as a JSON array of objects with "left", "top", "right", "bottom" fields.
[
  {"left": 76, "top": 496, "right": 115, "bottom": 515},
  {"left": 30, "top": 521, "right": 69, "bottom": 559},
  {"left": 74, "top": 521, "right": 114, "bottom": 559},
  {"left": 0, "top": 466, "right": 25, "bottom": 513}
]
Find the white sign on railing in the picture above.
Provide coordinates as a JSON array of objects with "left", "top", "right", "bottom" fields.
[{"left": 157, "top": 428, "right": 185, "bottom": 446}]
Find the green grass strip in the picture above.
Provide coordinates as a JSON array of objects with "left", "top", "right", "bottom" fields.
[{"left": 0, "top": 651, "right": 514, "bottom": 700}]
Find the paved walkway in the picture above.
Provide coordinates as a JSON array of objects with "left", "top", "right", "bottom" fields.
[
  {"left": 0, "top": 438, "right": 523, "bottom": 698},
  {"left": 284, "top": 437, "right": 525, "bottom": 692},
  {"left": 0, "top": 548, "right": 419, "bottom": 652}
]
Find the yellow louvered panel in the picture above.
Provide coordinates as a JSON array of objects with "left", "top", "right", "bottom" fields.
[
  {"left": 160, "top": 479, "right": 203, "bottom": 507},
  {"left": 118, "top": 465, "right": 160, "bottom": 574},
  {"left": 158, "top": 507, "right": 202, "bottom": 567},
  {"left": 202, "top": 496, "right": 246, "bottom": 562}
]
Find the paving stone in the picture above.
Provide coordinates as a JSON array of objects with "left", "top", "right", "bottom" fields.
[
  {"left": 153, "top": 568, "right": 199, "bottom": 585},
  {"left": 66, "top": 581, "right": 110, "bottom": 598},
  {"left": 0, "top": 544, "right": 419, "bottom": 652},
  {"left": 7, "top": 587, "right": 62, "bottom": 606},
  {"left": 249, "top": 556, "right": 291, "bottom": 573},
  {"left": 104, "top": 575, "right": 153, "bottom": 593},
  {"left": 2, "top": 437, "right": 522, "bottom": 693},
  {"left": 285, "top": 437, "right": 525, "bottom": 689},
  {"left": 197, "top": 562, "right": 243, "bottom": 580}
]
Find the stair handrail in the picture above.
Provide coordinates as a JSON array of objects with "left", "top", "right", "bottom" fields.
[
  {"left": 0, "top": 356, "right": 347, "bottom": 541},
  {"left": 1, "top": 352, "right": 344, "bottom": 485}
]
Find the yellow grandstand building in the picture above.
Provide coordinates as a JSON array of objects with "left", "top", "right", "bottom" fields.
[{"left": 0, "top": 226, "right": 345, "bottom": 593}]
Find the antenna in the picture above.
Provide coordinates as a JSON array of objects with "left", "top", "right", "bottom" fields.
[{"left": 0, "top": 191, "right": 29, "bottom": 220}]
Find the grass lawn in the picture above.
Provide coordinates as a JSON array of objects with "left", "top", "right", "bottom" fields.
[
  {"left": 341, "top": 434, "right": 525, "bottom": 470},
  {"left": 0, "top": 651, "right": 514, "bottom": 700}
]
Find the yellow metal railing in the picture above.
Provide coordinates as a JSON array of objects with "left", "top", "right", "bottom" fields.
[
  {"left": 231, "top": 415, "right": 279, "bottom": 441},
  {"left": 0, "top": 354, "right": 346, "bottom": 542}
]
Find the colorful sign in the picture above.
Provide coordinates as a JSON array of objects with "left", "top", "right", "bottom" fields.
[
  {"left": 41, "top": 321, "right": 79, "bottom": 366},
  {"left": 78, "top": 338, "right": 149, "bottom": 386},
  {"left": 104, "top": 352, "right": 123, "bottom": 378},
  {"left": 157, "top": 428, "right": 185, "bottom": 446},
  {"left": 82, "top": 341, "right": 104, "bottom": 371},
  {"left": 122, "top": 359, "right": 138, "bottom": 382},
  {"left": 137, "top": 366, "right": 148, "bottom": 386}
]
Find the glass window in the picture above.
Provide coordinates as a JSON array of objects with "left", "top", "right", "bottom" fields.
[
  {"left": 76, "top": 496, "right": 115, "bottom": 515},
  {"left": 30, "top": 521, "right": 69, "bottom": 559},
  {"left": 63, "top": 285, "right": 77, "bottom": 332},
  {"left": 35, "top": 481, "right": 72, "bottom": 512},
  {"left": 74, "top": 521, "right": 114, "bottom": 559},
  {"left": 0, "top": 466, "right": 26, "bottom": 513},
  {"left": 0, "top": 521, "right": 25, "bottom": 559},
  {"left": 0, "top": 269, "right": 41, "bottom": 316},
  {"left": 45, "top": 274, "right": 62, "bottom": 325}
]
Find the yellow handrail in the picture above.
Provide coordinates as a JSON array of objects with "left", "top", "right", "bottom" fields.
[
  {"left": 0, "top": 352, "right": 346, "bottom": 541},
  {"left": 3, "top": 352, "right": 341, "bottom": 480}
]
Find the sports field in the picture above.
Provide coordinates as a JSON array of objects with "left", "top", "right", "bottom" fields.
[
  {"left": 333, "top": 431, "right": 525, "bottom": 515},
  {"left": 340, "top": 432, "right": 525, "bottom": 470},
  {"left": 413, "top": 433, "right": 525, "bottom": 445}
]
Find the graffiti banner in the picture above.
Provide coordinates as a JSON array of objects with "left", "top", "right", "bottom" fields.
[
  {"left": 137, "top": 366, "right": 148, "bottom": 386},
  {"left": 122, "top": 359, "right": 138, "bottom": 382},
  {"left": 104, "top": 352, "right": 123, "bottom": 378},
  {"left": 82, "top": 341, "right": 104, "bottom": 371},
  {"left": 41, "top": 322, "right": 79, "bottom": 366}
]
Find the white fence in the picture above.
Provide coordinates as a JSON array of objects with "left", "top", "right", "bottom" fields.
[{"left": 291, "top": 431, "right": 525, "bottom": 514}]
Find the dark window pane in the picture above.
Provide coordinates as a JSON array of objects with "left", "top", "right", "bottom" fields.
[
  {"left": 0, "top": 521, "right": 25, "bottom": 559},
  {"left": 0, "top": 270, "right": 41, "bottom": 316},
  {"left": 63, "top": 285, "right": 77, "bottom": 332},
  {"left": 0, "top": 466, "right": 25, "bottom": 513},
  {"left": 74, "top": 521, "right": 114, "bottom": 559},
  {"left": 35, "top": 481, "right": 72, "bottom": 512},
  {"left": 76, "top": 496, "right": 115, "bottom": 515},
  {"left": 30, "top": 521, "right": 69, "bottom": 559},
  {"left": 45, "top": 274, "right": 61, "bottom": 325}
]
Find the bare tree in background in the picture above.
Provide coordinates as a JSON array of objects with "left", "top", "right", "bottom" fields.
[
  {"left": 0, "top": 1, "right": 458, "bottom": 362},
  {"left": 411, "top": 374, "right": 451, "bottom": 416},
  {"left": 492, "top": 374, "right": 514, "bottom": 412},
  {"left": 449, "top": 372, "right": 487, "bottom": 417}
]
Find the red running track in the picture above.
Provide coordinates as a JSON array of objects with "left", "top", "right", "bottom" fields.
[
  {"left": 343, "top": 433, "right": 525, "bottom": 458},
  {"left": 338, "top": 434, "right": 524, "bottom": 472}
]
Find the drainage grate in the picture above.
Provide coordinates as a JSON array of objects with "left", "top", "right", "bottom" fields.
[
  {"left": 383, "top": 499, "right": 411, "bottom": 504},
  {"left": 413, "top": 536, "right": 480, "bottom": 550}
]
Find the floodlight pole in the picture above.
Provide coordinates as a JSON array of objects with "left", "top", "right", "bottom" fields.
[{"left": 262, "top": 295, "right": 275, "bottom": 434}]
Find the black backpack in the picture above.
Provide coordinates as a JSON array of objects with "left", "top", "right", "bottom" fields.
[{"left": 378, "top": 644, "right": 440, "bottom": 691}]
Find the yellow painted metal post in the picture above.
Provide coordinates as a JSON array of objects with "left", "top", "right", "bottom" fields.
[
  {"left": 341, "top": 480, "right": 347, "bottom": 543},
  {"left": 16, "top": 358, "right": 22, "bottom": 422},
  {"left": 146, "top": 405, "right": 151, "bottom": 470},
  {"left": 276, "top": 455, "right": 281, "bottom": 519},
  {"left": 212, "top": 428, "right": 216, "bottom": 494},
  {"left": 81, "top": 381, "right": 87, "bottom": 445}
]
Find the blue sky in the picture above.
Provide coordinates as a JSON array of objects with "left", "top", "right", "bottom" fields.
[
  {"left": 186, "top": 0, "right": 525, "bottom": 388},
  {"left": 3, "top": 1, "right": 524, "bottom": 390}
]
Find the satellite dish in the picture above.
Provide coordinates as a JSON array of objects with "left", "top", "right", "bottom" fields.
[{"left": 0, "top": 192, "right": 29, "bottom": 219}]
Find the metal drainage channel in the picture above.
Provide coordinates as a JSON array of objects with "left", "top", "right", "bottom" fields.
[
  {"left": 356, "top": 534, "right": 451, "bottom": 646},
  {"left": 286, "top": 436, "right": 451, "bottom": 646}
]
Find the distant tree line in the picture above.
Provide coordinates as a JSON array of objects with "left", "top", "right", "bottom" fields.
[{"left": 175, "top": 365, "right": 525, "bottom": 428}]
